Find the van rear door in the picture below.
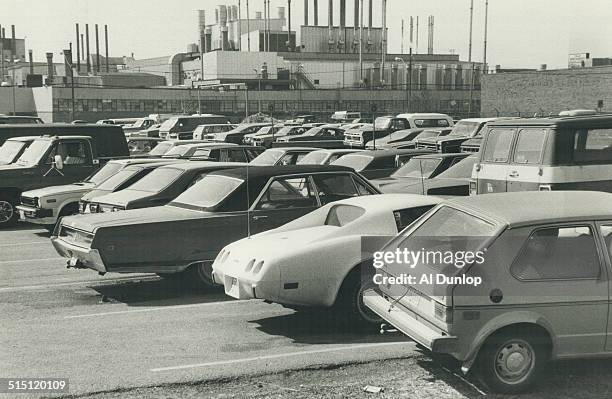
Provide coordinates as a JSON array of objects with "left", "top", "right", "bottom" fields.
[
  {"left": 474, "top": 128, "right": 516, "bottom": 194},
  {"left": 507, "top": 128, "right": 547, "bottom": 192}
]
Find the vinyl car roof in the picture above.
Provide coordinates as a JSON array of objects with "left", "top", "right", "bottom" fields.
[
  {"left": 445, "top": 191, "right": 612, "bottom": 228},
  {"left": 486, "top": 114, "right": 612, "bottom": 128},
  {"left": 359, "top": 149, "right": 434, "bottom": 158},
  {"left": 209, "top": 164, "right": 357, "bottom": 180},
  {"left": 411, "top": 152, "right": 470, "bottom": 160},
  {"left": 161, "top": 161, "right": 245, "bottom": 171}
]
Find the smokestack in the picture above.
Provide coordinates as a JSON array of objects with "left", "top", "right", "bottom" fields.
[
  {"left": 28, "top": 49, "right": 33, "bottom": 75},
  {"left": 95, "top": 24, "right": 100, "bottom": 73},
  {"left": 205, "top": 27, "right": 212, "bottom": 53},
  {"left": 104, "top": 25, "right": 109, "bottom": 72},
  {"left": 354, "top": 0, "right": 359, "bottom": 27},
  {"left": 368, "top": 0, "right": 372, "bottom": 29},
  {"left": 46, "top": 52, "right": 54, "bottom": 81},
  {"left": 198, "top": 10, "right": 206, "bottom": 54},
  {"left": 85, "top": 24, "right": 91, "bottom": 73},
  {"left": 340, "top": 0, "right": 346, "bottom": 28},
  {"left": 328, "top": 0, "right": 333, "bottom": 28},
  {"left": 221, "top": 27, "right": 228, "bottom": 50},
  {"left": 75, "top": 24, "right": 80, "bottom": 73},
  {"left": 304, "top": 0, "right": 309, "bottom": 25},
  {"left": 416, "top": 16, "right": 419, "bottom": 53},
  {"left": 287, "top": 0, "right": 292, "bottom": 51},
  {"left": 314, "top": 0, "right": 318, "bottom": 25},
  {"left": 11, "top": 25, "right": 15, "bottom": 54},
  {"left": 468, "top": 0, "right": 474, "bottom": 62},
  {"left": 11, "top": 24, "right": 15, "bottom": 40},
  {"left": 483, "top": 0, "right": 489, "bottom": 74},
  {"left": 80, "top": 34, "right": 84, "bottom": 61},
  {"left": 1, "top": 28, "right": 5, "bottom": 39},
  {"left": 427, "top": 15, "right": 434, "bottom": 55},
  {"left": 381, "top": 0, "right": 387, "bottom": 86},
  {"left": 263, "top": 0, "right": 267, "bottom": 52}
]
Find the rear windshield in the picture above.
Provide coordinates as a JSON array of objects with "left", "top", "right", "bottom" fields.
[
  {"left": 148, "top": 142, "right": 173, "bottom": 156},
  {"left": 331, "top": 154, "right": 373, "bottom": 171},
  {"left": 413, "top": 119, "right": 451, "bottom": 128},
  {"left": 392, "top": 158, "right": 441, "bottom": 178},
  {"left": 436, "top": 156, "right": 476, "bottom": 179},
  {"left": 325, "top": 204, "right": 366, "bottom": 227},
  {"left": 250, "top": 149, "right": 285, "bottom": 165},
  {"left": 163, "top": 145, "right": 192, "bottom": 158},
  {"left": 298, "top": 151, "right": 329, "bottom": 165},
  {"left": 86, "top": 162, "right": 125, "bottom": 185},
  {"left": 96, "top": 167, "right": 142, "bottom": 190},
  {"left": 172, "top": 175, "right": 243, "bottom": 209},
  {"left": 449, "top": 121, "right": 481, "bottom": 137},
  {"left": 128, "top": 167, "right": 184, "bottom": 193}
]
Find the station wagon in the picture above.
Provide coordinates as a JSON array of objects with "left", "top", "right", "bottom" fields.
[{"left": 365, "top": 191, "right": 612, "bottom": 393}]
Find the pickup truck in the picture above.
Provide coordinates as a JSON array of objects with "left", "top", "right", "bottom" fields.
[
  {"left": 343, "top": 113, "right": 453, "bottom": 148},
  {"left": 415, "top": 118, "right": 498, "bottom": 153},
  {"left": 0, "top": 131, "right": 128, "bottom": 228}
]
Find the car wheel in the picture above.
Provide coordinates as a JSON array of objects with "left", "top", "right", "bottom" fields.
[
  {"left": 188, "top": 261, "right": 217, "bottom": 288},
  {"left": 0, "top": 196, "right": 18, "bottom": 228},
  {"left": 477, "top": 330, "right": 547, "bottom": 394},
  {"left": 335, "top": 271, "right": 382, "bottom": 326}
]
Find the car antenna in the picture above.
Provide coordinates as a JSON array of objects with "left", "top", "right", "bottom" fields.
[
  {"left": 419, "top": 158, "right": 425, "bottom": 195},
  {"left": 246, "top": 161, "right": 251, "bottom": 239}
]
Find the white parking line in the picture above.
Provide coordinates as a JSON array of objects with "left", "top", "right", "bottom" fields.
[
  {"left": 150, "top": 341, "right": 412, "bottom": 372},
  {"left": 0, "top": 257, "right": 65, "bottom": 264},
  {"left": 65, "top": 299, "right": 251, "bottom": 319},
  {"left": 0, "top": 241, "right": 49, "bottom": 248},
  {"left": 0, "top": 275, "right": 157, "bottom": 293}
]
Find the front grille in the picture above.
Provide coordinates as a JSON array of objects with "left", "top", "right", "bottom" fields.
[
  {"left": 417, "top": 143, "right": 437, "bottom": 150},
  {"left": 460, "top": 145, "right": 480, "bottom": 153},
  {"left": 21, "top": 196, "right": 38, "bottom": 207}
]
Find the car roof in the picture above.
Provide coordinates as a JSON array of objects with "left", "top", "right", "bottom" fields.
[
  {"left": 267, "top": 147, "right": 318, "bottom": 152},
  {"left": 487, "top": 114, "right": 612, "bottom": 128},
  {"left": 210, "top": 164, "right": 356, "bottom": 180},
  {"left": 111, "top": 158, "right": 173, "bottom": 166},
  {"left": 125, "top": 160, "right": 179, "bottom": 169},
  {"left": 333, "top": 193, "right": 443, "bottom": 211},
  {"left": 412, "top": 152, "right": 469, "bottom": 160},
  {"left": 159, "top": 140, "right": 208, "bottom": 146},
  {"left": 158, "top": 161, "right": 245, "bottom": 171},
  {"left": 311, "top": 148, "right": 360, "bottom": 154},
  {"left": 446, "top": 191, "right": 612, "bottom": 228},
  {"left": 357, "top": 149, "right": 434, "bottom": 158},
  {"left": 395, "top": 113, "right": 452, "bottom": 119},
  {"left": 457, "top": 118, "right": 499, "bottom": 123},
  {"left": 172, "top": 142, "right": 238, "bottom": 149}
]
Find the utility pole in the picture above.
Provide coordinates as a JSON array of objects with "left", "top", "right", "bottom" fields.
[
  {"left": 468, "top": 0, "right": 474, "bottom": 62},
  {"left": 238, "top": 0, "right": 242, "bottom": 51},
  {"left": 104, "top": 25, "right": 109, "bottom": 72},
  {"left": 75, "top": 24, "right": 80, "bottom": 73},
  {"left": 246, "top": 0, "right": 251, "bottom": 51},
  {"left": 401, "top": 19, "right": 404, "bottom": 54},
  {"left": 381, "top": 0, "right": 387, "bottom": 88},
  {"left": 483, "top": 0, "right": 489, "bottom": 74},
  {"left": 359, "top": 0, "right": 363, "bottom": 86}
]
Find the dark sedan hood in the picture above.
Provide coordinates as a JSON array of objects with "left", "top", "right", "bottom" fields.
[
  {"left": 92, "top": 189, "right": 154, "bottom": 208},
  {"left": 379, "top": 177, "right": 469, "bottom": 195},
  {"left": 61, "top": 205, "right": 207, "bottom": 233}
]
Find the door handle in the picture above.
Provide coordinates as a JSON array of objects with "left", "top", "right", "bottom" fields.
[
  {"left": 252, "top": 215, "right": 268, "bottom": 221},
  {"left": 509, "top": 171, "right": 519, "bottom": 178}
]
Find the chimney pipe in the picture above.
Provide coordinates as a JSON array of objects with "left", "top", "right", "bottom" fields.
[
  {"left": 28, "top": 49, "right": 33, "bottom": 75},
  {"left": 46, "top": 52, "right": 54, "bottom": 81},
  {"left": 314, "top": 0, "right": 318, "bottom": 25},
  {"left": 95, "top": 24, "right": 100, "bottom": 73},
  {"left": 304, "top": 0, "right": 309, "bottom": 25},
  {"left": 75, "top": 24, "right": 80, "bottom": 73},
  {"left": 104, "top": 25, "right": 109, "bottom": 72},
  {"left": 85, "top": 24, "right": 91, "bottom": 73}
]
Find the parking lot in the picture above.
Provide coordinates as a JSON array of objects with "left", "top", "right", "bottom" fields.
[{"left": 3, "top": 225, "right": 612, "bottom": 398}]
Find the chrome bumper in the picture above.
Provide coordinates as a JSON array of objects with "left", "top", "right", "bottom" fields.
[
  {"left": 363, "top": 289, "right": 457, "bottom": 353},
  {"left": 51, "top": 237, "right": 107, "bottom": 273}
]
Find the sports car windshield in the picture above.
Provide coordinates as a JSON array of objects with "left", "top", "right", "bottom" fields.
[
  {"left": 127, "top": 167, "right": 184, "bottom": 193},
  {"left": 392, "top": 158, "right": 441, "bottom": 178},
  {"left": 148, "top": 142, "right": 173, "bottom": 156},
  {"left": 331, "top": 154, "right": 373, "bottom": 171},
  {"left": 250, "top": 149, "right": 284, "bottom": 165},
  {"left": 96, "top": 167, "right": 141, "bottom": 190},
  {"left": 85, "top": 162, "right": 124, "bottom": 185},
  {"left": 172, "top": 175, "right": 243, "bottom": 209},
  {"left": 449, "top": 121, "right": 480, "bottom": 137}
]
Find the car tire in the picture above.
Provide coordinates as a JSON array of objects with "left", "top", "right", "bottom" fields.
[
  {"left": 0, "top": 196, "right": 18, "bottom": 228},
  {"left": 187, "top": 261, "right": 217, "bottom": 289},
  {"left": 477, "top": 329, "right": 548, "bottom": 394},
  {"left": 334, "top": 270, "right": 382, "bottom": 326}
]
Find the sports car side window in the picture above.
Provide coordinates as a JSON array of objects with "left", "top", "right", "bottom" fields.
[
  {"left": 511, "top": 226, "right": 600, "bottom": 280},
  {"left": 255, "top": 177, "right": 317, "bottom": 210}
]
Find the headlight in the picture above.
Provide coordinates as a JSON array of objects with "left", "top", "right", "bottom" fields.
[
  {"left": 88, "top": 203, "right": 100, "bottom": 213},
  {"left": 79, "top": 201, "right": 87, "bottom": 213}
]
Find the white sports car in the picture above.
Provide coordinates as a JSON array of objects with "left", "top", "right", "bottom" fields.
[{"left": 212, "top": 194, "right": 442, "bottom": 324}]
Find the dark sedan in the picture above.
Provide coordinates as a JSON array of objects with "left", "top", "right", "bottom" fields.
[
  {"left": 87, "top": 161, "right": 245, "bottom": 213},
  {"left": 331, "top": 149, "right": 434, "bottom": 179},
  {"left": 250, "top": 147, "right": 317, "bottom": 166},
  {"left": 274, "top": 125, "right": 346, "bottom": 149},
  {"left": 374, "top": 153, "right": 470, "bottom": 191},
  {"left": 376, "top": 155, "right": 476, "bottom": 196},
  {"left": 52, "top": 165, "right": 380, "bottom": 287}
]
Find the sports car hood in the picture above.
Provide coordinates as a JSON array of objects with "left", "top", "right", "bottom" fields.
[
  {"left": 22, "top": 182, "right": 95, "bottom": 198},
  {"left": 92, "top": 189, "right": 153, "bottom": 207},
  {"left": 60, "top": 205, "right": 206, "bottom": 233}
]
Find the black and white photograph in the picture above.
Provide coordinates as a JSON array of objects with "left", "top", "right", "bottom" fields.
[{"left": 2, "top": 0, "right": 612, "bottom": 397}]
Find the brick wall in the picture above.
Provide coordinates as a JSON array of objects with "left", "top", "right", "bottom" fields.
[{"left": 481, "top": 66, "right": 612, "bottom": 117}]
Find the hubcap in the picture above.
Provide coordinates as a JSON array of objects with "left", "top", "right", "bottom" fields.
[
  {"left": 494, "top": 339, "right": 535, "bottom": 384},
  {"left": 356, "top": 281, "right": 382, "bottom": 324},
  {"left": 0, "top": 200, "right": 14, "bottom": 223}
]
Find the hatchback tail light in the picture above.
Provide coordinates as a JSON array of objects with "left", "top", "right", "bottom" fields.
[
  {"left": 469, "top": 180, "right": 477, "bottom": 196},
  {"left": 434, "top": 302, "right": 453, "bottom": 323}
]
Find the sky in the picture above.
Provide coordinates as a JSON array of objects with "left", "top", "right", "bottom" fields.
[{"left": 2, "top": 0, "right": 612, "bottom": 69}]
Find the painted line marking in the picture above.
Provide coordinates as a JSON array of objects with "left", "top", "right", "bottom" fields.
[
  {"left": 0, "top": 257, "right": 65, "bottom": 265},
  {"left": 150, "top": 341, "right": 412, "bottom": 372},
  {"left": 65, "top": 299, "right": 251, "bottom": 319},
  {"left": 0, "top": 241, "right": 49, "bottom": 248},
  {"left": 0, "top": 275, "right": 157, "bottom": 293}
]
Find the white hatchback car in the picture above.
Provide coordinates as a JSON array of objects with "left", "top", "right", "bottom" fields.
[{"left": 212, "top": 194, "right": 441, "bottom": 324}]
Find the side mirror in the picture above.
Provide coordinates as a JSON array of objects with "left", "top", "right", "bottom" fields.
[{"left": 53, "top": 155, "right": 64, "bottom": 170}]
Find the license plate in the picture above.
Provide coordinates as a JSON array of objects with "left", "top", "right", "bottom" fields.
[
  {"left": 225, "top": 276, "right": 240, "bottom": 298},
  {"left": 19, "top": 210, "right": 26, "bottom": 219}
]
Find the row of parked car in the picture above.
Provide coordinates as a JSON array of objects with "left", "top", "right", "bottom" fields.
[{"left": 4, "top": 109, "right": 612, "bottom": 394}]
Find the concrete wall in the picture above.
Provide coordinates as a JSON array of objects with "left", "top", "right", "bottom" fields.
[{"left": 481, "top": 66, "right": 612, "bottom": 117}]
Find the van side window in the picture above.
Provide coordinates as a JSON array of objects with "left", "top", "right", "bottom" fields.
[
  {"left": 573, "top": 128, "right": 612, "bottom": 163},
  {"left": 482, "top": 129, "right": 515, "bottom": 163},
  {"left": 511, "top": 226, "right": 600, "bottom": 280},
  {"left": 513, "top": 129, "right": 547, "bottom": 164}
]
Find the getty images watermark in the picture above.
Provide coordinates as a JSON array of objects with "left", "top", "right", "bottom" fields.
[{"left": 371, "top": 248, "right": 485, "bottom": 287}]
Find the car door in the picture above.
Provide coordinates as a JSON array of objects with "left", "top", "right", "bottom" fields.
[
  {"left": 474, "top": 128, "right": 516, "bottom": 194},
  {"left": 509, "top": 224, "right": 608, "bottom": 355},
  {"left": 596, "top": 223, "right": 612, "bottom": 351},
  {"left": 507, "top": 128, "right": 547, "bottom": 192},
  {"left": 37, "top": 139, "right": 95, "bottom": 187},
  {"left": 249, "top": 175, "right": 319, "bottom": 233}
]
